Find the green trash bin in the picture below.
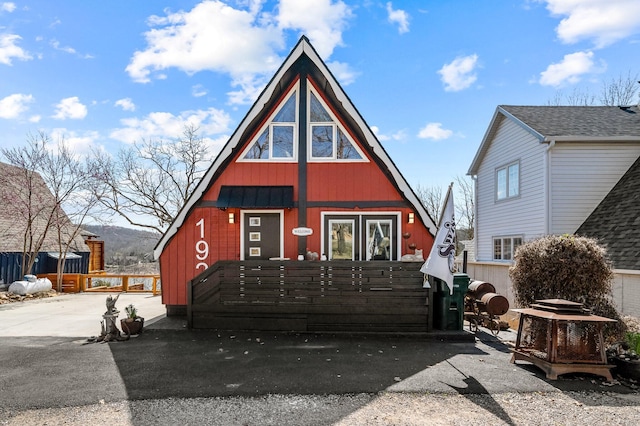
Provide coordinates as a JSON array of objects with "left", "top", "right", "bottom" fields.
[{"left": 433, "top": 273, "right": 470, "bottom": 331}]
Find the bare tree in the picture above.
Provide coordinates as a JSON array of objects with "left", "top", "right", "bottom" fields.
[
  {"left": 42, "top": 141, "right": 99, "bottom": 290},
  {"left": 414, "top": 183, "right": 444, "bottom": 224},
  {"left": 546, "top": 87, "right": 596, "bottom": 106},
  {"left": 414, "top": 176, "right": 474, "bottom": 239},
  {"left": 548, "top": 71, "right": 639, "bottom": 106},
  {"left": 1, "top": 132, "right": 97, "bottom": 288},
  {"left": 600, "top": 71, "right": 640, "bottom": 106},
  {"left": 88, "top": 124, "right": 210, "bottom": 233},
  {"left": 454, "top": 175, "right": 474, "bottom": 240},
  {"left": 1, "top": 140, "right": 53, "bottom": 277}
]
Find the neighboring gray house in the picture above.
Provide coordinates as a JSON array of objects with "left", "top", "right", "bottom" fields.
[
  {"left": 0, "top": 162, "right": 90, "bottom": 285},
  {"left": 576, "top": 155, "right": 640, "bottom": 271},
  {"left": 467, "top": 105, "right": 640, "bottom": 264}
]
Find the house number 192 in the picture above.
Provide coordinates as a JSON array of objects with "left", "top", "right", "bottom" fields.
[{"left": 195, "top": 218, "right": 209, "bottom": 271}]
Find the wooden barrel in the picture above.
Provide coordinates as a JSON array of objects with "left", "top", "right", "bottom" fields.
[
  {"left": 467, "top": 281, "right": 496, "bottom": 298},
  {"left": 479, "top": 292, "right": 510, "bottom": 316}
]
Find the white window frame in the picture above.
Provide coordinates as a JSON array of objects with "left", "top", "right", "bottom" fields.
[
  {"left": 238, "top": 82, "right": 299, "bottom": 162},
  {"left": 307, "top": 84, "right": 367, "bottom": 162},
  {"left": 493, "top": 236, "right": 523, "bottom": 261},
  {"left": 495, "top": 161, "right": 520, "bottom": 201}
]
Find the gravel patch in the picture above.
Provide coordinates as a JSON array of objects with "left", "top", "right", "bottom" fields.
[{"left": 2, "top": 391, "right": 639, "bottom": 426}]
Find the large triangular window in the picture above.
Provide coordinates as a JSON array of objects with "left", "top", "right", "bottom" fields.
[
  {"left": 239, "top": 79, "right": 366, "bottom": 163},
  {"left": 308, "top": 88, "right": 365, "bottom": 161},
  {"left": 241, "top": 82, "right": 298, "bottom": 161}
]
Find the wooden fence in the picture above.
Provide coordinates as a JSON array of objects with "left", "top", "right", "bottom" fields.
[
  {"left": 38, "top": 273, "right": 161, "bottom": 295},
  {"left": 188, "top": 260, "right": 431, "bottom": 332}
]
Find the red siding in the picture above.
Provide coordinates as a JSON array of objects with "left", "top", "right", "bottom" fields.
[{"left": 307, "top": 162, "right": 403, "bottom": 201}]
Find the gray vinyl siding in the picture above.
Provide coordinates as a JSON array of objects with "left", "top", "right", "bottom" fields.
[
  {"left": 549, "top": 143, "right": 640, "bottom": 234},
  {"left": 475, "top": 119, "right": 546, "bottom": 261}
]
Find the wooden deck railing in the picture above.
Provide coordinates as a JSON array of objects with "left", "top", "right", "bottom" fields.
[
  {"left": 188, "top": 260, "right": 431, "bottom": 332},
  {"left": 38, "top": 273, "right": 161, "bottom": 295}
]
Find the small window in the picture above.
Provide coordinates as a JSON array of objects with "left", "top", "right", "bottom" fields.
[
  {"left": 496, "top": 161, "right": 519, "bottom": 200},
  {"left": 240, "top": 84, "right": 298, "bottom": 161},
  {"left": 493, "top": 236, "right": 523, "bottom": 261},
  {"left": 308, "top": 86, "right": 364, "bottom": 161},
  {"left": 329, "top": 220, "right": 354, "bottom": 260},
  {"left": 366, "top": 220, "right": 392, "bottom": 261}
]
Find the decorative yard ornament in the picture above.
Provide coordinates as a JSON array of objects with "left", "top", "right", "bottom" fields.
[
  {"left": 421, "top": 183, "right": 456, "bottom": 294},
  {"left": 86, "top": 293, "right": 130, "bottom": 343}
]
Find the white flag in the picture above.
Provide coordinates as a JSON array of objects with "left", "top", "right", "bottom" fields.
[{"left": 421, "top": 184, "right": 456, "bottom": 294}]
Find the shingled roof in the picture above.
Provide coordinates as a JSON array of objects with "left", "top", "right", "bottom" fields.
[
  {"left": 0, "top": 162, "right": 89, "bottom": 253},
  {"left": 576, "top": 155, "right": 640, "bottom": 270},
  {"left": 500, "top": 105, "right": 640, "bottom": 138},
  {"left": 469, "top": 105, "right": 640, "bottom": 175}
]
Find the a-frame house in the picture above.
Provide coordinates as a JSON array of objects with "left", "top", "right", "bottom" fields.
[{"left": 155, "top": 37, "right": 437, "bottom": 331}]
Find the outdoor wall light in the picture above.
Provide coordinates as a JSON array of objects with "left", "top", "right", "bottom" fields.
[
  {"left": 408, "top": 212, "right": 415, "bottom": 224},
  {"left": 228, "top": 212, "right": 235, "bottom": 224}
]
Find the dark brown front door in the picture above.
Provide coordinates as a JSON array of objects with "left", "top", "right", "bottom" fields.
[{"left": 243, "top": 212, "right": 281, "bottom": 260}]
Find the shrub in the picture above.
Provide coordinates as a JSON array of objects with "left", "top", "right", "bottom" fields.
[{"left": 509, "top": 234, "right": 625, "bottom": 340}]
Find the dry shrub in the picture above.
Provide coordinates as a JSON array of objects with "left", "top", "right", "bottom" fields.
[{"left": 509, "top": 235, "right": 625, "bottom": 340}]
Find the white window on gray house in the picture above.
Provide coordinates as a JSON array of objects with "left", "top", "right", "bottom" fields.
[
  {"left": 496, "top": 161, "right": 519, "bottom": 200},
  {"left": 493, "top": 236, "right": 523, "bottom": 260}
]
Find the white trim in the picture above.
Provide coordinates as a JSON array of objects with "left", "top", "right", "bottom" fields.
[
  {"left": 320, "top": 211, "right": 402, "bottom": 261},
  {"left": 237, "top": 81, "right": 300, "bottom": 162},
  {"left": 307, "top": 83, "right": 368, "bottom": 162},
  {"left": 154, "top": 37, "right": 436, "bottom": 260},
  {"left": 240, "top": 209, "right": 284, "bottom": 260}
]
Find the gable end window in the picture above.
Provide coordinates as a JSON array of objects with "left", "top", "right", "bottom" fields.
[
  {"left": 496, "top": 161, "right": 519, "bottom": 200},
  {"left": 240, "top": 82, "right": 298, "bottom": 161},
  {"left": 493, "top": 236, "right": 523, "bottom": 261},
  {"left": 308, "top": 87, "right": 366, "bottom": 162}
]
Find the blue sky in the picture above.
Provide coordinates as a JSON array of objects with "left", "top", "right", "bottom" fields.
[{"left": 1, "top": 0, "right": 640, "bottom": 194}]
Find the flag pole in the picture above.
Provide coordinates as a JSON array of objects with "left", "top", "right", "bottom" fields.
[{"left": 421, "top": 182, "right": 456, "bottom": 294}]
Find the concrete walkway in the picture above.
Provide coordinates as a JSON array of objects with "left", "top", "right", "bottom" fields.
[{"left": 0, "top": 292, "right": 166, "bottom": 337}]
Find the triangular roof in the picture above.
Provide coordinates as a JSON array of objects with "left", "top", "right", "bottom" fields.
[
  {"left": 468, "top": 105, "right": 640, "bottom": 175},
  {"left": 154, "top": 36, "right": 436, "bottom": 259},
  {"left": 0, "top": 162, "right": 89, "bottom": 253},
  {"left": 576, "top": 155, "right": 640, "bottom": 270}
]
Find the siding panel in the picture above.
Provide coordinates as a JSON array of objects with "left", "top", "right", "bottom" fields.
[
  {"left": 549, "top": 143, "right": 640, "bottom": 234},
  {"left": 475, "top": 119, "right": 546, "bottom": 261}
]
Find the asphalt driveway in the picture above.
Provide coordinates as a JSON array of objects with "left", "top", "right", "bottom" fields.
[{"left": 0, "top": 293, "right": 638, "bottom": 416}]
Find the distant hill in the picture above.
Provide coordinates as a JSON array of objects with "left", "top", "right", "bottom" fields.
[{"left": 83, "top": 225, "right": 161, "bottom": 267}]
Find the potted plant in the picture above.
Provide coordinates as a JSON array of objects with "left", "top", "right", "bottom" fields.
[
  {"left": 120, "top": 304, "right": 144, "bottom": 335},
  {"left": 607, "top": 315, "right": 640, "bottom": 381}
]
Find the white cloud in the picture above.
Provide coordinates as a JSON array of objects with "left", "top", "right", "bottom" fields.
[
  {"left": 417, "top": 122, "right": 453, "bottom": 140},
  {"left": 115, "top": 98, "right": 136, "bottom": 111},
  {"left": 277, "top": 0, "right": 353, "bottom": 58},
  {"left": 327, "top": 60, "right": 360, "bottom": 86},
  {"left": 371, "top": 125, "right": 407, "bottom": 142},
  {"left": 1, "top": 2, "right": 16, "bottom": 13},
  {"left": 50, "top": 39, "right": 76, "bottom": 55},
  {"left": 0, "top": 93, "right": 34, "bottom": 118},
  {"left": 0, "top": 34, "right": 32, "bottom": 65},
  {"left": 52, "top": 97, "right": 88, "bottom": 120},
  {"left": 386, "top": 2, "right": 410, "bottom": 34},
  {"left": 438, "top": 54, "right": 479, "bottom": 92},
  {"left": 542, "top": 0, "right": 640, "bottom": 48},
  {"left": 538, "top": 50, "right": 598, "bottom": 86},
  {"left": 127, "top": 0, "right": 354, "bottom": 104},
  {"left": 192, "top": 84, "right": 207, "bottom": 98},
  {"left": 109, "top": 107, "right": 232, "bottom": 145},
  {"left": 50, "top": 128, "right": 101, "bottom": 157},
  {"left": 126, "top": 0, "right": 283, "bottom": 104}
]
